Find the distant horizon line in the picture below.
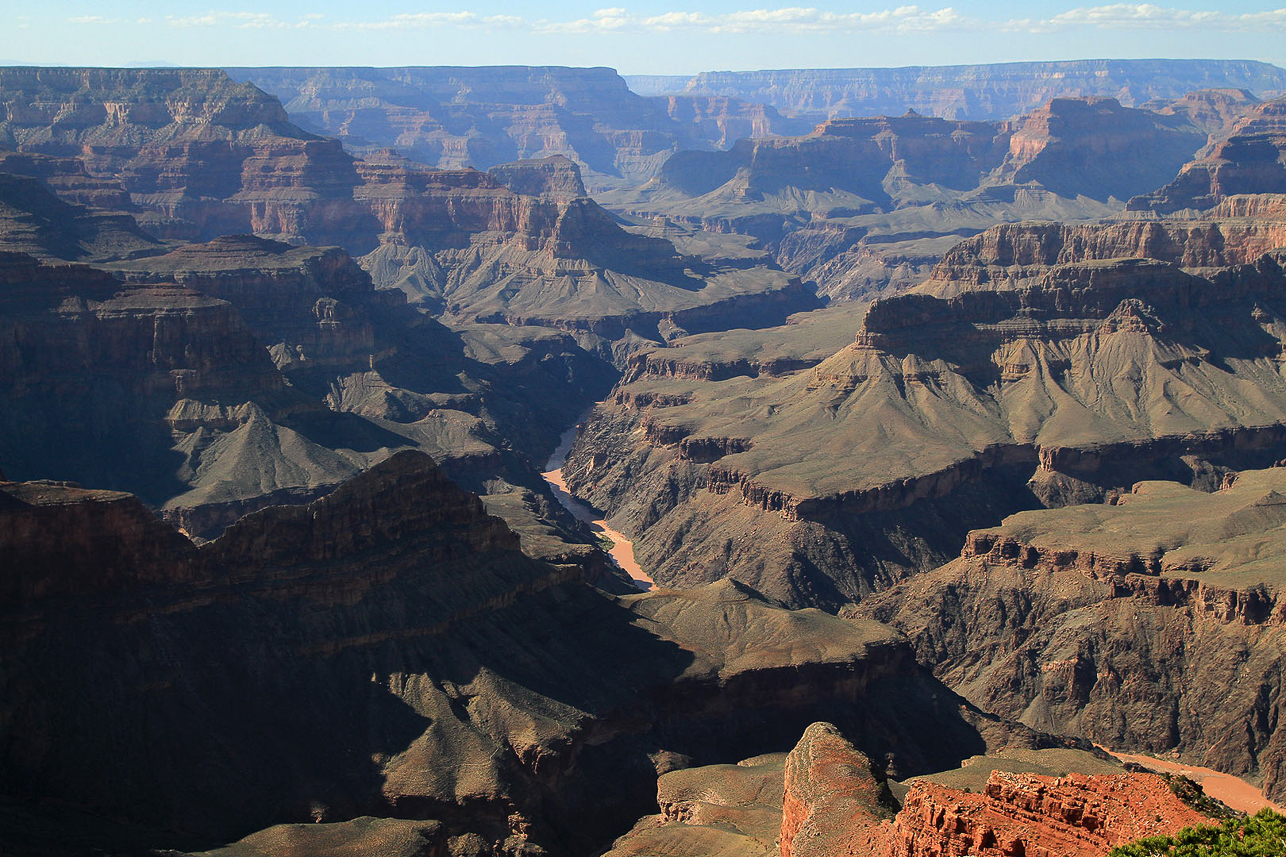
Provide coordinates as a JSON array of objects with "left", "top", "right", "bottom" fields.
[{"left": 0, "top": 56, "right": 1284, "bottom": 76}]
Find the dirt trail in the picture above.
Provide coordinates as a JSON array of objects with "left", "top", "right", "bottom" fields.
[{"left": 543, "top": 421, "right": 653, "bottom": 591}]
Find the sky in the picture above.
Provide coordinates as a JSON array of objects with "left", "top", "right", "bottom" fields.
[{"left": 4, "top": 1, "right": 1286, "bottom": 74}]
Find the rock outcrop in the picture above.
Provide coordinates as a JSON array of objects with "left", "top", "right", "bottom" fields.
[
  {"left": 0, "top": 67, "right": 365, "bottom": 243},
  {"left": 605, "top": 722, "right": 1210, "bottom": 857},
  {"left": 993, "top": 97, "right": 1206, "bottom": 201},
  {"left": 780, "top": 723, "right": 895, "bottom": 857},
  {"left": 109, "top": 234, "right": 382, "bottom": 372},
  {"left": 860, "top": 465, "right": 1286, "bottom": 802},
  {"left": 1145, "top": 88, "right": 1262, "bottom": 141},
  {"left": 2, "top": 455, "right": 1042, "bottom": 856},
  {"left": 0, "top": 249, "right": 309, "bottom": 503},
  {"left": 0, "top": 156, "right": 162, "bottom": 262},
  {"left": 888, "top": 770, "right": 1208, "bottom": 857},
  {"left": 1131, "top": 96, "right": 1286, "bottom": 213}
]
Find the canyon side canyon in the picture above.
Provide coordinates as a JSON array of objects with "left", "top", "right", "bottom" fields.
[{"left": 5, "top": 59, "right": 1286, "bottom": 857}]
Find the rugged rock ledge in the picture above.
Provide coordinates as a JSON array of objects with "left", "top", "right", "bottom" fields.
[
  {"left": 605, "top": 720, "right": 1210, "bottom": 857},
  {"left": 859, "top": 466, "right": 1286, "bottom": 802},
  {"left": 889, "top": 770, "right": 1208, "bottom": 857},
  {"left": 1131, "top": 96, "right": 1286, "bottom": 213}
]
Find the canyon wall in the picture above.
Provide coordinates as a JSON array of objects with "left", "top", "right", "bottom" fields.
[
  {"left": 627, "top": 60, "right": 1286, "bottom": 120},
  {"left": 564, "top": 203, "right": 1286, "bottom": 608},
  {"left": 861, "top": 466, "right": 1286, "bottom": 802}
]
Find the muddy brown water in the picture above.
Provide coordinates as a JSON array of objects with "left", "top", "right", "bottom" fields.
[
  {"left": 543, "top": 421, "right": 653, "bottom": 591},
  {"left": 1101, "top": 746, "right": 1284, "bottom": 815}
]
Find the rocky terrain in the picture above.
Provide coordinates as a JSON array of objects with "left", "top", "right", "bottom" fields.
[
  {"left": 0, "top": 69, "right": 820, "bottom": 561},
  {"left": 563, "top": 199, "right": 1286, "bottom": 608},
  {"left": 627, "top": 60, "right": 1286, "bottom": 121},
  {"left": 1, "top": 454, "right": 1050, "bottom": 856},
  {"left": 230, "top": 66, "right": 813, "bottom": 190},
  {"left": 860, "top": 464, "right": 1286, "bottom": 804},
  {"left": 605, "top": 721, "right": 1212, "bottom": 857},
  {"left": 9, "top": 57, "right": 1286, "bottom": 857},
  {"left": 0, "top": 232, "right": 633, "bottom": 582},
  {"left": 601, "top": 96, "right": 1209, "bottom": 301},
  {"left": 0, "top": 68, "right": 812, "bottom": 337},
  {"left": 1130, "top": 96, "right": 1286, "bottom": 213}
]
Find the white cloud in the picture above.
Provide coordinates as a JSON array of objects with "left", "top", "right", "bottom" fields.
[
  {"left": 164, "top": 11, "right": 317, "bottom": 29},
  {"left": 332, "top": 12, "right": 481, "bottom": 31},
  {"left": 1010, "top": 4, "right": 1286, "bottom": 32},
  {"left": 71, "top": 5, "right": 1286, "bottom": 37},
  {"left": 539, "top": 5, "right": 974, "bottom": 34}
]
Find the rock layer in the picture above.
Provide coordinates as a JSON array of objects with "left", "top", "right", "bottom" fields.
[
  {"left": 230, "top": 66, "right": 807, "bottom": 188},
  {"left": 628, "top": 60, "right": 1286, "bottom": 121},
  {"left": 564, "top": 201, "right": 1286, "bottom": 608},
  {"left": 605, "top": 96, "right": 1194, "bottom": 301},
  {"left": 860, "top": 466, "right": 1286, "bottom": 802},
  {"left": 1131, "top": 96, "right": 1286, "bottom": 212}
]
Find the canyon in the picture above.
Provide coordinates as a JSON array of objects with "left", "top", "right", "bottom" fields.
[{"left": 5, "top": 59, "right": 1286, "bottom": 857}]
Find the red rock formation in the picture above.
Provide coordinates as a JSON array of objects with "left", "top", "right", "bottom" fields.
[
  {"left": 486, "top": 155, "right": 587, "bottom": 201},
  {"left": 926, "top": 212, "right": 1286, "bottom": 289},
  {"left": 657, "top": 112, "right": 1010, "bottom": 203},
  {"left": 1148, "top": 88, "right": 1262, "bottom": 140},
  {"left": 0, "top": 67, "right": 364, "bottom": 243},
  {"left": 1131, "top": 96, "right": 1286, "bottom": 212},
  {"left": 109, "top": 234, "right": 384, "bottom": 372},
  {"left": 780, "top": 722, "right": 893, "bottom": 857},
  {"left": 994, "top": 97, "right": 1205, "bottom": 201},
  {"left": 888, "top": 771, "right": 1208, "bottom": 857}
]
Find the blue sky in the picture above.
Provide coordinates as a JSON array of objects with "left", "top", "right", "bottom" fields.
[{"left": 5, "top": 1, "right": 1286, "bottom": 73}]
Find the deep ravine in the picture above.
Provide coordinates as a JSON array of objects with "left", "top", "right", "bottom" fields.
[{"left": 542, "top": 418, "right": 653, "bottom": 590}]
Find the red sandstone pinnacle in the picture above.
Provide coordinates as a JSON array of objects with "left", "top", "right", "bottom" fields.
[{"left": 780, "top": 722, "right": 894, "bottom": 857}]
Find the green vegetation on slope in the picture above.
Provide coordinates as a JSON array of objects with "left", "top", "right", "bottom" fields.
[{"left": 1110, "top": 809, "right": 1286, "bottom": 857}]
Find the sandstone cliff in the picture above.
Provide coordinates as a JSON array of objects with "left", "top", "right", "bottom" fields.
[
  {"left": 0, "top": 68, "right": 819, "bottom": 339},
  {"left": 604, "top": 96, "right": 1196, "bottom": 301},
  {"left": 604, "top": 721, "right": 1209, "bottom": 857},
  {"left": 0, "top": 67, "right": 365, "bottom": 243},
  {"left": 1131, "top": 96, "right": 1286, "bottom": 213},
  {"left": 0, "top": 155, "right": 162, "bottom": 262},
  {"left": 992, "top": 97, "right": 1206, "bottom": 201},
  {"left": 888, "top": 770, "right": 1209, "bottom": 857}
]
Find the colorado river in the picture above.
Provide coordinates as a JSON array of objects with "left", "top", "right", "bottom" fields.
[
  {"left": 1100, "top": 746, "right": 1284, "bottom": 814},
  {"left": 542, "top": 421, "right": 653, "bottom": 591}
]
